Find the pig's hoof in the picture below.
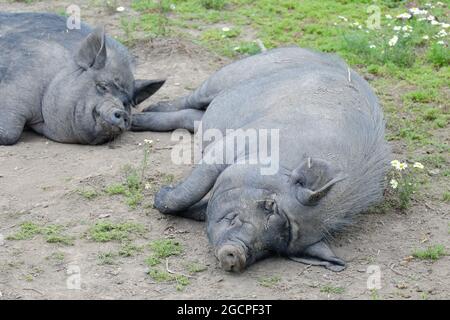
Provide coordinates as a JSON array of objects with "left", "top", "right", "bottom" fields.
[{"left": 153, "top": 186, "right": 174, "bottom": 214}]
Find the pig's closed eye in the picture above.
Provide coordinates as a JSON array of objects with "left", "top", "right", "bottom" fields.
[{"left": 96, "top": 82, "right": 108, "bottom": 93}]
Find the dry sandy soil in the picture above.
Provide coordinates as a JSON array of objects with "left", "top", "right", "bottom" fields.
[{"left": 0, "top": 0, "right": 449, "bottom": 300}]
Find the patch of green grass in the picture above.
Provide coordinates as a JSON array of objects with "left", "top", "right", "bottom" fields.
[
  {"left": 7, "top": 222, "right": 41, "bottom": 240},
  {"left": 145, "top": 255, "right": 161, "bottom": 267},
  {"left": 7, "top": 222, "right": 73, "bottom": 245},
  {"left": 419, "top": 154, "right": 447, "bottom": 169},
  {"left": 105, "top": 166, "right": 147, "bottom": 209},
  {"left": 186, "top": 261, "right": 207, "bottom": 273},
  {"left": 98, "top": 252, "right": 117, "bottom": 265},
  {"left": 147, "top": 267, "right": 190, "bottom": 291},
  {"left": 105, "top": 183, "right": 127, "bottom": 195},
  {"left": 413, "top": 245, "right": 446, "bottom": 261},
  {"left": 427, "top": 43, "right": 450, "bottom": 68},
  {"left": 88, "top": 221, "right": 146, "bottom": 242},
  {"left": 200, "top": 0, "right": 226, "bottom": 10},
  {"left": 258, "top": 276, "right": 281, "bottom": 288},
  {"left": 77, "top": 188, "right": 100, "bottom": 200},
  {"left": 443, "top": 191, "right": 450, "bottom": 203},
  {"left": 148, "top": 268, "right": 174, "bottom": 282},
  {"left": 320, "top": 285, "right": 345, "bottom": 295},
  {"left": 118, "top": 243, "right": 144, "bottom": 257},
  {"left": 149, "top": 239, "right": 183, "bottom": 258}
]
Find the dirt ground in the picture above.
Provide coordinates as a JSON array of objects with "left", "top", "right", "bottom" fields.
[{"left": 0, "top": 1, "right": 449, "bottom": 300}]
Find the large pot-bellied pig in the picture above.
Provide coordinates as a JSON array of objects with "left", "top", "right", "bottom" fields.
[
  {"left": 152, "top": 47, "right": 391, "bottom": 272},
  {"left": 0, "top": 12, "right": 165, "bottom": 145}
]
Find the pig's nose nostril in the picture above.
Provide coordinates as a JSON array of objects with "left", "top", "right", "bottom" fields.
[{"left": 217, "top": 244, "right": 246, "bottom": 273}]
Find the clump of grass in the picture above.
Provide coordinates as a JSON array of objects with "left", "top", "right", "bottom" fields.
[
  {"left": 427, "top": 43, "right": 450, "bottom": 68},
  {"left": 118, "top": 243, "right": 144, "bottom": 257},
  {"left": 88, "top": 221, "right": 146, "bottom": 242},
  {"left": 320, "top": 285, "right": 345, "bottom": 294},
  {"left": 98, "top": 252, "right": 117, "bottom": 265},
  {"left": 77, "top": 188, "right": 100, "bottom": 200},
  {"left": 258, "top": 276, "right": 281, "bottom": 288},
  {"left": 7, "top": 222, "right": 74, "bottom": 245},
  {"left": 7, "top": 222, "right": 41, "bottom": 240},
  {"left": 149, "top": 239, "right": 183, "bottom": 258},
  {"left": 443, "top": 191, "right": 450, "bottom": 203},
  {"left": 200, "top": 0, "right": 226, "bottom": 10},
  {"left": 147, "top": 268, "right": 190, "bottom": 291},
  {"left": 413, "top": 245, "right": 446, "bottom": 261},
  {"left": 145, "top": 255, "right": 161, "bottom": 267},
  {"left": 105, "top": 142, "right": 152, "bottom": 209},
  {"left": 186, "top": 261, "right": 207, "bottom": 274}
]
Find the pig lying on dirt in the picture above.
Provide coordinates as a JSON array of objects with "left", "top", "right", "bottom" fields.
[
  {"left": 0, "top": 12, "right": 164, "bottom": 145},
  {"left": 152, "top": 47, "right": 391, "bottom": 272}
]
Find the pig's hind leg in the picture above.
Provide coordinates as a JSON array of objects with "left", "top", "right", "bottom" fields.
[
  {"left": 131, "top": 109, "right": 204, "bottom": 133},
  {"left": 143, "top": 80, "right": 218, "bottom": 112},
  {"left": 0, "top": 111, "right": 26, "bottom": 145}
]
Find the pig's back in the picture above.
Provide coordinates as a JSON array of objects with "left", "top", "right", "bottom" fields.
[{"left": 201, "top": 63, "right": 387, "bottom": 171}]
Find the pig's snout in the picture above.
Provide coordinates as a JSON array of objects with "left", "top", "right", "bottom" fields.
[
  {"left": 217, "top": 244, "right": 246, "bottom": 272},
  {"left": 109, "top": 109, "right": 130, "bottom": 130}
]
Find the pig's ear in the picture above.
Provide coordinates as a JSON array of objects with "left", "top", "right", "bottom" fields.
[
  {"left": 288, "top": 240, "right": 346, "bottom": 272},
  {"left": 75, "top": 27, "right": 107, "bottom": 70},
  {"left": 290, "top": 157, "right": 345, "bottom": 206},
  {"left": 132, "top": 79, "right": 166, "bottom": 106}
]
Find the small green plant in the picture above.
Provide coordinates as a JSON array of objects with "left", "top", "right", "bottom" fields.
[
  {"left": 149, "top": 239, "right": 183, "bottom": 258},
  {"left": 8, "top": 222, "right": 73, "bottom": 245},
  {"left": 386, "top": 160, "right": 425, "bottom": 210},
  {"left": 186, "top": 261, "right": 207, "bottom": 274},
  {"left": 147, "top": 268, "right": 190, "bottom": 291},
  {"left": 118, "top": 243, "right": 143, "bottom": 257},
  {"left": 200, "top": 0, "right": 226, "bottom": 10},
  {"left": 145, "top": 255, "right": 161, "bottom": 267},
  {"left": 98, "top": 252, "right": 117, "bottom": 265},
  {"left": 7, "top": 222, "right": 41, "bottom": 240},
  {"left": 370, "top": 289, "right": 380, "bottom": 300},
  {"left": 258, "top": 276, "right": 281, "bottom": 288},
  {"left": 104, "top": 141, "right": 153, "bottom": 208},
  {"left": 427, "top": 43, "right": 450, "bottom": 67},
  {"left": 88, "top": 221, "right": 146, "bottom": 242},
  {"left": 77, "top": 188, "right": 99, "bottom": 200},
  {"left": 443, "top": 191, "right": 450, "bottom": 203},
  {"left": 320, "top": 285, "right": 345, "bottom": 294},
  {"left": 413, "top": 245, "right": 446, "bottom": 261}
]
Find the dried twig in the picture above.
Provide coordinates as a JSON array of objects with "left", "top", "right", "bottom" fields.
[
  {"left": 165, "top": 259, "right": 195, "bottom": 279},
  {"left": 22, "top": 288, "right": 44, "bottom": 295}
]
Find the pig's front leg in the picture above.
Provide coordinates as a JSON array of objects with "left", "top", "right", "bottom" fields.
[
  {"left": 131, "top": 109, "right": 204, "bottom": 133},
  {"left": 154, "top": 164, "right": 226, "bottom": 215}
]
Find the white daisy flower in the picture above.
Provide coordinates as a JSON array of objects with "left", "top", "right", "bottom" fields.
[
  {"left": 369, "top": 44, "right": 376, "bottom": 49},
  {"left": 222, "top": 27, "right": 231, "bottom": 32},
  {"left": 389, "top": 35, "right": 399, "bottom": 46},
  {"left": 391, "top": 160, "right": 401, "bottom": 169},
  {"left": 422, "top": 35, "right": 429, "bottom": 40},
  {"left": 390, "top": 179, "right": 398, "bottom": 189},
  {"left": 398, "top": 162, "right": 408, "bottom": 170},
  {"left": 393, "top": 26, "right": 401, "bottom": 31},
  {"left": 116, "top": 6, "right": 125, "bottom": 12},
  {"left": 396, "top": 13, "right": 412, "bottom": 20},
  {"left": 144, "top": 139, "right": 153, "bottom": 145}
]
